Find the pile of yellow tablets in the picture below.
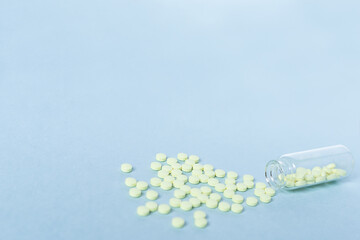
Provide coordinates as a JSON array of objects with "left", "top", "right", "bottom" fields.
[{"left": 120, "top": 153, "right": 276, "bottom": 229}]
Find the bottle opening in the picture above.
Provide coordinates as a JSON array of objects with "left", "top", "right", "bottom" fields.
[{"left": 265, "top": 160, "right": 287, "bottom": 189}]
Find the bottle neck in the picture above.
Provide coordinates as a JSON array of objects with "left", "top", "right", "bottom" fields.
[{"left": 265, "top": 158, "right": 296, "bottom": 189}]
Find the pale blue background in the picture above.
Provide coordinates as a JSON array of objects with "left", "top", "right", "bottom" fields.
[{"left": 1, "top": 0, "right": 360, "bottom": 239}]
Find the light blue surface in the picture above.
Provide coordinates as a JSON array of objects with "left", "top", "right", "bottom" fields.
[{"left": 1, "top": 0, "right": 360, "bottom": 239}]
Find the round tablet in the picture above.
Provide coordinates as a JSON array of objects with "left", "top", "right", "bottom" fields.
[
  {"left": 194, "top": 218, "right": 208, "bottom": 228},
  {"left": 204, "top": 170, "right": 216, "bottom": 178},
  {"left": 232, "top": 194, "right": 244, "bottom": 204},
  {"left": 136, "top": 181, "right": 148, "bottom": 191},
  {"left": 177, "top": 174, "right": 188, "bottom": 183},
  {"left": 164, "top": 175, "right": 175, "bottom": 183},
  {"left": 315, "top": 176, "right": 326, "bottom": 183},
  {"left": 334, "top": 168, "right": 347, "bottom": 177},
  {"left": 226, "top": 184, "right": 237, "bottom": 191},
  {"left": 150, "top": 162, "right": 162, "bottom": 171},
  {"left": 295, "top": 180, "right": 306, "bottom": 186},
  {"left": 180, "top": 201, "right": 192, "bottom": 211},
  {"left": 197, "top": 194, "right": 208, "bottom": 204},
  {"left": 260, "top": 194, "right": 271, "bottom": 203},
  {"left": 158, "top": 204, "right": 171, "bottom": 214},
  {"left": 190, "top": 188, "right": 201, "bottom": 197},
  {"left": 121, "top": 163, "right": 133, "bottom": 173},
  {"left": 243, "top": 174, "right": 254, "bottom": 181},
  {"left": 189, "top": 176, "right": 200, "bottom": 184},
  {"left": 236, "top": 183, "right": 247, "bottom": 192},
  {"left": 218, "top": 201, "right": 231, "bottom": 212},
  {"left": 200, "top": 186, "right": 212, "bottom": 195},
  {"left": 180, "top": 185, "right": 191, "bottom": 194},
  {"left": 199, "top": 174, "right": 209, "bottom": 183},
  {"left": 215, "top": 169, "right": 226, "bottom": 178},
  {"left": 177, "top": 153, "right": 188, "bottom": 161},
  {"left": 254, "top": 188, "right": 266, "bottom": 197},
  {"left": 157, "top": 170, "right": 169, "bottom": 178},
  {"left": 312, "top": 167, "right": 322, "bottom": 177},
  {"left": 265, "top": 187, "right": 276, "bottom": 197},
  {"left": 137, "top": 206, "right": 150, "bottom": 216},
  {"left": 173, "top": 179, "right": 185, "bottom": 188},
  {"left": 209, "top": 193, "right": 222, "bottom": 202},
  {"left": 327, "top": 173, "right": 337, "bottom": 180},
  {"left": 191, "top": 169, "right": 202, "bottom": 176},
  {"left": 125, "top": 177, "right": 137, "bottom": 187},
  {"left": 171, "top": 172, "right": 185, "bottom": 179},
  {"left": 305, "top": 174, "right": 314, "bottom": 181},
  {"left": 185, "top": 159, "right": 196, "bottom": 166},
  {"left": 167, "top": 157, "right": 177, "bottom": 165},
  {"left": 146, "top": 190, "right": 159, "bottom": 200},
  {"left": 225, "top": 178, "right": 236, "bottom": 185},
  {"left": 193, "top": 210, "right": 207, "bottom": 219},
  {"left": 189, "top": 155, "right": 200, "bottom": 163},
  {"left": 174, "top": 189, "right": 186, "bottom": 199},
  {"left": 323, "top": 166, "right": 333, "bottom": 174},
  {"left": 208, "top": 178, "right": 219, "bottom": 187},
  {"left": 244, "top": 181, "right": 254, "bottom": 189},
  {"left": 189, "top": 198, "right": 201, "bottom": 208},
  {"left": 255, "top": 182, "right": 267, "bottom": 190},
  {"left": 205, "top": 199, "right": 218, "bottom": 208},
  {"left": 295, "top": 174, "right": 305, "bottom": 181},
  {"left": 169, "top": 198, "right": 181, "bottom": 208},
  {"left": 223, "top": 189, "right": 235, "bottom": 199},
  {"left": 215, "top": 183, "right": 226, "bottom": 192},
  {"left": 172, "top": 217, "right": 185, "bottom": 228},
  {"left": 227, "top": 171, "right": 238, "bottom": 179},
  {"left": 171, "top": 164, "right": 182, "bottom": 171},
  {"left": 150, "top": 177, "right": 162, "bottom": 187},
  {"left": 156, "top": 153, "right": 167, "bottom": 162},
  {"left": 246, "top": 197, "right": 258, "bottom": 207},
  {"left": 203, "top": 164, "right": 214, "bottom": 172},
  {"left": 231, "top": 203, "right": 243, "bottom": 213},
  {"left": 162, "top": 165, "right": 173, "bottom": 172},
  {"left": 160, "top": 181, "right": 172, "bottom": 191},
  {"left": 193, "top": 164, "right": 203, "bottom": 170},
  {"left": 285, "top": 180, "right": 295, "bottom": 187},
  {"left": 327, "top": 163, "right": 336, "bottom": 169},
  {"left": 182, "top": 164, "right": 192, "bottom": 172},
  {"left": 129, "top": 188, "right": 141, "bottom": 198},
  {"left": 145, "top": 201, "right": 158, "bottom": 212}
]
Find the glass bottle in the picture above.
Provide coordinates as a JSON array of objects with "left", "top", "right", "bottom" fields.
[{"left": 265, "top": 145, "right": 355, "bottom": 190}]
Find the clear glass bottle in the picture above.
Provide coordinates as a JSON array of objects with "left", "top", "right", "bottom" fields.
[{"left": 265, "top": 145, "right": 355, "bottom": 190}]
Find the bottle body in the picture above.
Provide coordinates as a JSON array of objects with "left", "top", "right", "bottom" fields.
[{"left": 265, "top": 145, "right": 355, "bottom": 190}]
